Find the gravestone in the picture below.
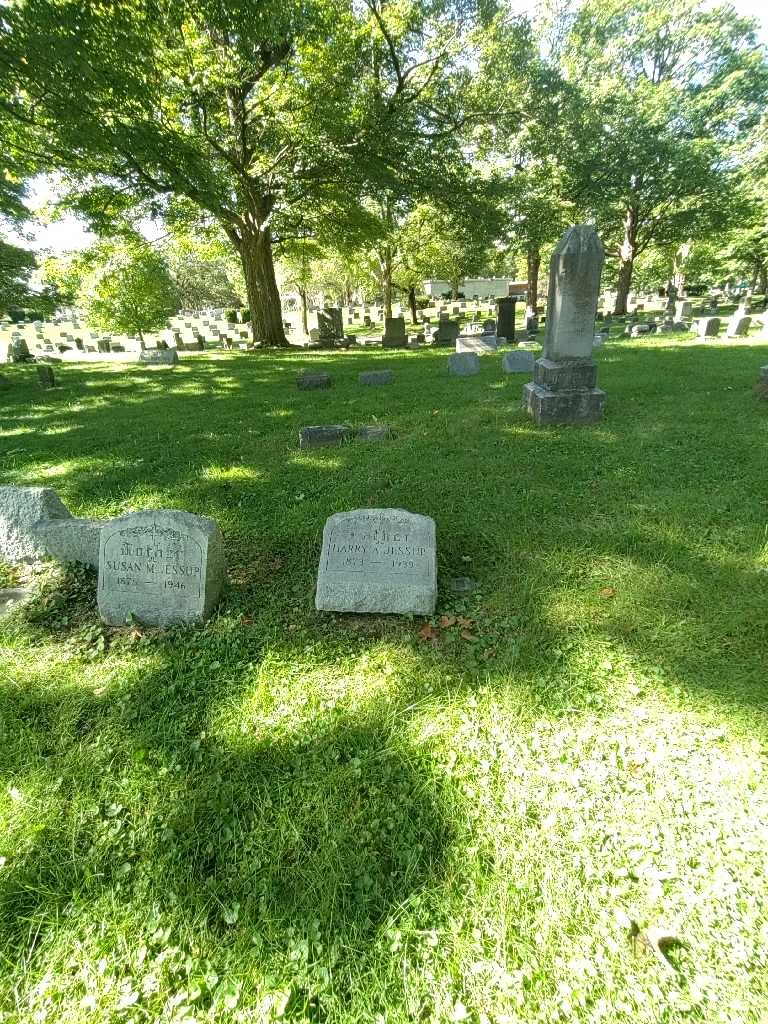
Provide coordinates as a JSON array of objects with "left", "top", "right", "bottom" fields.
[
  {"left": 448, "top": 352, "right": 480, "bottom": 376},
  {"left": 315, "top": 508, "right": 437, "bottom": 615},
  {"left": 482, "top": 319, "right": 497, "bottom": 334},
  {"left": 697, "top": 317, "right": 721, "bottom": 338},
  {"left": 726, "top": 314, "right": 751, "bottom": 338},
  {"left": 432, "top": 319, "right": 460, "bottom": 347},
  {"left": 502, "top": 350, "right": 535, "bottom": 373},
  {"left": 496, "top": 297, "right": 518, "bottom": 343},
  {"left": 317, "top": 309, "right": 343, "bottom": 349},
  {"left": 523, "top": 224, "right": 606, "bottom": 425},
  {"left": 299, "top": 425, "right": 352, "bottom": 449},
  {"left": 140, "top": 349, "right": 178, "bottom": 366},
  {"left": 381, "top": 317, "right": 408, "bottom": 349},
  {"left": 676, "top": 300, "right": 693, "bottom": 320},
  {"left": 356, "top": 425, "right": 392, "bottom": 442},
  {"left": 297, "top": 372, "right": 333, "bottom": 390},
  {"left": 526, "top": 313, "right": 539, "bottom": 334},
  {"left": 98, "top": 510, "right": 225, "bottom": 627},
  {"left": 36, "top": 365, "right": 56, "bottom": 388},
  {"left": 456, "top": 335, "right": 497, "bottom": 354},
  {"left": 359, "top": 369, "right": 395, "bottom": 386}
]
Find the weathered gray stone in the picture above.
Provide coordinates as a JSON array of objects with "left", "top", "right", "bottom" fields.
[
  {"left": 543, "top": 225, "right": 604, "bottom": 361},
  {"left": 36, "top": 364, "right": 56, "bottom": 388},
  {"left": 448, "top": 576, "right": 478, "bottom": 594},
  {"left": 672, "top": 321, "right": 689, "bottom": 332},
  {"left": 359, "top": 370, "right": 395, "bottom": 386},
  {"left": 0, "top": 587, "right": 33, "bottom": 618},
  {"left": 525, "top": 224, "right": 606, "bottom": 426},
  {"left": 523, "top": 382, "right": 606, "bottom": 424},
  {"left": 726, "top": 315, "right": 751, "bottom": 338},
  {"left": 315, "top": 508, "right": 437, "bottom": 615},
  {"left": 97, "top": 510, "right": 225, "bottom": 627},
  {"left": 502, "top": 350, "right": 535, "bottom": 373},
  {"left": 0, "top": 486, "right": 71, "bottom": 563},
  {"left": 139, "top": 349, "right": 178, "bottom": 366},
  {"left": 534, "top": 356, "right": 598, "bottom": 391},
  {"left": 456, "top": 335, "right": 497, "bottom": 354},
  {"left": 448, "top": 352, "right": 480, "bottom": 376},
  {"left": 697, "top": 317, "right": 721, "bottom": 338},
  {"left": 356, "top": 425, "right": 392, "bottom": 442},
  {"left": 630, "top": 323, "right": 651, "bottom": 337},
  {"left": 297, "top": 372, "right": 333, "bottom": 390},
  {"left": 299, "top": 425, "right": 352, "bottom": 449},
  {"left": 382, "top": 317, "right": 408, "bottom": 349},
  {"left": 676, "top": 301, "right": 693, "bottom": 319},
  {"left": 31, "top": 517, "right": 104, "bottom": 568}
]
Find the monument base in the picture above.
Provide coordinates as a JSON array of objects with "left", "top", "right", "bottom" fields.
[{"left": 523, "top": 380, "right": 606, "bottom": 425}]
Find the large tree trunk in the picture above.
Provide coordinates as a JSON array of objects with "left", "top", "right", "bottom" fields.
[
  {"left": 408, "top": 285, "right": 419, "bottom": 325},
  {"left": 299, "top": 287, "right": 309, "bottom": 335},
  {"left": 526, "top": 246, "right": 540, "bottom": 311},
  {"left": 451, "top": 277, "right": 460, "bottom": 299},
  {"left": 758, "top": 263, "right": 767, "bottom": 295},
  {"left": 613, "top": 206, "right": 638, "bottom": 316},
  {"left": 239, "top": 222, "right": 288, "bottom": 347}
]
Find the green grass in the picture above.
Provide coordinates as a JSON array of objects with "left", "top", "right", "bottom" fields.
[{"left": 1, "top": 329, "right": 768, "bottom": 1024}]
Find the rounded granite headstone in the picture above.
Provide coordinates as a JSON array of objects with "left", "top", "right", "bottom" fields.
[
  {"left": 316, "top": 508, "right": 437, "bottom": 615},
  {"left": 98, "top": 510, "right": 225, "bottom": 627}
]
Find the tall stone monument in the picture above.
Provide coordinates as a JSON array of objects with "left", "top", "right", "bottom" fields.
[{"left": 523, "top": 225, "right": 606, "bottom": 425}]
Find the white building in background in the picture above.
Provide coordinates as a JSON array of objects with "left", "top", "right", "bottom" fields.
[{"left": 422, "top": 277, "right": 527, "bottom": 299}]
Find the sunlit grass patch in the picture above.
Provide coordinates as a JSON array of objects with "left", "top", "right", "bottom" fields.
[{"left": 0, "top": 339, "right": 767, "bottom": 1023}]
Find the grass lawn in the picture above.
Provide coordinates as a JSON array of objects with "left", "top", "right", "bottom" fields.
[{"left": 1, "top": 329, "right": 767, "bottom": 1023}]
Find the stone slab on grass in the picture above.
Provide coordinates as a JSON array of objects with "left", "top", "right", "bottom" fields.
[
  {"left": 448, "top": 352, "right": 480, "bottom": 377},
  {"left": 359, "top": 370, "right": 395, "bottom": 386},
  {"left": 297, "top": 372, "right": 333, "bottom": 390},
  {"left": 299, "top": 425, "right": 352, "bottom": 449},
  {"left": 316, "top": 508, "right": 437, "bottom": 615}
]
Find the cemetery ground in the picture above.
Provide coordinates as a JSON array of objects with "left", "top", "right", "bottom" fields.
[{"left": 1, "top": 331, "right": 767, "bottom": 1024}]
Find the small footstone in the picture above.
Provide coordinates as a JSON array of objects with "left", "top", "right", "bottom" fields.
[
  {"left": 448, "top": 576, "right": 478, "bottom": 594},
  {"left": 98, "top": 509, "right": 225, "bottom": 627},
  {"left": 139, "top": 349, "right": 178, "bottom": 366},
  {"left": 0, "top": 587, "right": 32, "bottom": 618},
  {"left": 356, "top": 425, "right": 392, "bottom": 442},
  {"left": 448, "top": 352, "right": 480, "bottom": 377},
  {"left": 297, "top": 372, "right": 333, "bottom": 390},
  {"left": 316, "top": 508, "right": 437, "bottom": 615},
  {"left": 299, "top": 425, "right": 352, "bottom": 449},
  {"left": 502, "top": 350, "right": 535, "bottom": 373},
  {"left": 359, "top": 370, "right": 395, "bottom": 386}
]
